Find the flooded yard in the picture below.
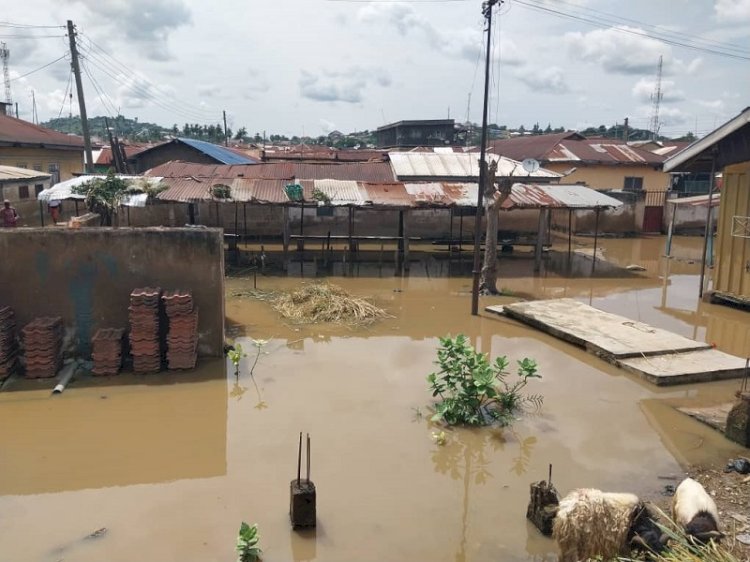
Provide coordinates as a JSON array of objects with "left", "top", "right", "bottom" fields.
[{"left": 1, "top": 235, "right": 748, "bottom": 561}]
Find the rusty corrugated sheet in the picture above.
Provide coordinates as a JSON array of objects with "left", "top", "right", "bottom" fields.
[
  {"left": 0, "top": 113, "right": 84, "bottom": 149},
  {"left": 247, "top": 179, "right": 290, "bottom": 204},
  {"left": 500, "top": 183, "right": 623, "bottom": 210},
  {"left": 157, "top": 177, "right": 212, "bottom": 201},
  {"left": 442, "top": 183, "right": 479, "bottom": 207},
  {"left": 361, "top": 183, "right": 414, "bottom": 207},
  {"left": 403, "top": 182, "right": 450, "bottom": 206},
  {"left": 389, "top": 152, "right": 560, "bottom": 180}
]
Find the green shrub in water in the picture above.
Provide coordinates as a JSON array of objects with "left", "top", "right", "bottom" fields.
[
  {"left": 427, "top": 334, "right": 542, "bottom": 426},
  {"left": 236, "top": 522, "right": 262, "bottom": 562}
]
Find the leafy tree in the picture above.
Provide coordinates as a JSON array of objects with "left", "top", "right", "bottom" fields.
[{"left": 72, "top": 169, "right": 129, "bottom": 226}]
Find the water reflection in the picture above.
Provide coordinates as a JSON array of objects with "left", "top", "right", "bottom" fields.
[{"left": 290, "top": 527, "right": 318, "bottom": 562}]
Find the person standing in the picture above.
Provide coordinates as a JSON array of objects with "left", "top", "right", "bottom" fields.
[
  {"left": 48, "top": 200, "right": 61, "bottom": 224},
  {"left": 1, "top": 200, "right": 18, "bottom": 227}
]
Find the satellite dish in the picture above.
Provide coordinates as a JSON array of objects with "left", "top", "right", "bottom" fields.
[{"left": 522, "top": 158, "right": 540, "bottom": 174}]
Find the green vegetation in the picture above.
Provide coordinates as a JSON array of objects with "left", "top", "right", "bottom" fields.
[
  {"left": 211, "top": 184, "right": 232, "bottom": 200},
  {"left": 236, "top": 522, "right": 262, "bottom": 562},
  {"left": 72, "top": 170, "right": 166, "bottom": 225},
  {"left": 227, "top": 343, "right": 246, "bottom": 376},
  {"left": 427, "top": 334, "right": 542, "bottom": 426}
]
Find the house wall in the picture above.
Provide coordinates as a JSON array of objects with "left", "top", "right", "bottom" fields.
[
  {"left": 0, "top": 177, "right": 51, "bottom": 203},
  {"left": 664, "top": 202, "right": 712, "bottom": 234},
  {"left": 543, "top": 163, "right": 669, "bottom": 192},
  {"left": 0, "top": 147, "right": 83, "bottom": 183},
  {"left": 714, "top": 161, "right": 750, "bottom": 298},
  {"left": 131, "top": 144, "right": 217, "bottom": 173},
  {"left": 0, "top": 227, "right": 225, "bottom": 356}
]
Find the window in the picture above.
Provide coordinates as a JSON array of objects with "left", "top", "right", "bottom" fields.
[
  {"left": 623, "top": 177, "right": 644, "bottom": 192},
  {"left": 18, "top": 185, "right": 29, "bottom": 199},
  {"left": 35, "top": 184, "right": 44, "bottom": 196},
  {"left": 48, "top": 163, "right": 60, "bottom": 186},
  {"left": 16, "top": 162, "right": 27, "bottom": 169},
  {"left": 33, "top": 162, "right": 43, "bottom": 171},
  {"left": 316, "top": 206, "right": 334, "bottom": 217}
]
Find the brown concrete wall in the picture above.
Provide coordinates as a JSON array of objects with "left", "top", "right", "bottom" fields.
[
  {"left": 0, "top": 227, "right": 225, "bottom": 357},
  {"left": 551, "top": 204, "right": 637, "bottom": 234}
]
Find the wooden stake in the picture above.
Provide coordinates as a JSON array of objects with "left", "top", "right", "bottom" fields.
[
  {"left": 548, "top": 463, "right": 552, "bottom": 486},
  {"left": 306, "top": 433, "right": 311, "bottom": 483},
  {"left": 297, "top": 431, "right": 302, "bottom": 485}
]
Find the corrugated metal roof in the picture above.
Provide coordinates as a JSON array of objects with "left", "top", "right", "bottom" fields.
[
  {"left": 313, "top": 179, "right": 368, "bottom": 205},
  {"left": 442, "top": 183, "right": 479, "bottom": 207},
  {"left": 668, "top": 193, "right": 721, "bottom": 207},
  {"left": 388, "top": 152, "right": 561, "bottom": 180},
  {"left": 146, "top": 160, "right": 395, "bottom": 182},
  {"left": 500, "top": 183, "right": 623, "bottom": 210},
  {"left": 37, "top": 175, "right": 163, "bottom": 207},
  {"left": 361, "top": 183, "right": 413, "bottom": 207},
  {"left": 0, "top": 165, "right": 51, "bottom": 182},
  {"left": 177, "top": 138, "right": 257, "bottom": 165},
  {"left": 0, "top": 113, "right": 85, "bottom": 149}
]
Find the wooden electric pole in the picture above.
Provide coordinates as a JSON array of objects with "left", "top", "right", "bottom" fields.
[
  {"left": 67, "top": 20, "right": 94, "bottom": 173},
  {"left": 223, "top": 110, "right": 229, "bottom": 146},
  {"left": 471, "top": 0, "right": 501, "bottom": 316}
]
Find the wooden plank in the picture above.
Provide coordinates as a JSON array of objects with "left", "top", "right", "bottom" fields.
[
  {"left": 617, "top": 349, "right": 748, "bottom": 386},
  {"left": 491, "top": 298, "right": 709, "bottom": 359}
]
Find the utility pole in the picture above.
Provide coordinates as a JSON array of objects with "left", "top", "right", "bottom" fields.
[
  {"left": 1, "top": 42, "right": 12, "bottom": 106},
  {"left": 649, "top": 55, "right": 663, "bottom": 141},
  {"left": 623, "top": 117, "right": 629, "bottom": 142},
  {"left": 223, "top": 110, "right": 229, "bottom": 146},
  {"left": 30, "top": 90, "right": 36, "bottom": 124},
  {"left": 471, "top": 0, "right": 501, "bottom": 316},
  {"left": 67, "top": 20, "right": 94, "bottom": 173}
]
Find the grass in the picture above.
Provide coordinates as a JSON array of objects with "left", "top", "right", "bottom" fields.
[{"left": 238, "top": 283, "right": 390, "bottom": 326}]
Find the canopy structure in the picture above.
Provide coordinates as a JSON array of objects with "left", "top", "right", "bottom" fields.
[{"left": 37, "top": 175, "right": 165, "bottom": 208}]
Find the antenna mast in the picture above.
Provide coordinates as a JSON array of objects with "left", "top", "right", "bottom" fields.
[
  {"left": 649, "top": 55, "right": 663, "bottom": 141},
  {"left": 1, "top": 42, "right": 11, "bottom": 106}
]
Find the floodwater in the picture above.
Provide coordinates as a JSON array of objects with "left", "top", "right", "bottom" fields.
[{"left": 1, "top": 235, "right": 748, "bottom": 562}]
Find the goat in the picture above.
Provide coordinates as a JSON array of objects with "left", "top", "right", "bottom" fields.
[
  {"left": 672, "top": 478, "right": 723, "bottom": 543},
  {"left": 553, "top": 488, "right": 665, "bottom": 562}
]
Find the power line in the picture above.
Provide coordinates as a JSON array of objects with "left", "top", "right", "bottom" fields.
[
  {"left": 519, "top": 0, "right": 750, "bottom": 55},
  {"left": 9, "top": 53, "right": 68, "bottom": 82},
  {"left": 57, "top": 69, "right": 72, "bottom": 119},
  {"left": 0, "top": 21, "right": 65, "bottom": 29},
  {"left": 81, "top": 59, "right": 119, "bottom": 119},
  {"left": 513, "top": 0, "right": 750, "bottom": 61}
]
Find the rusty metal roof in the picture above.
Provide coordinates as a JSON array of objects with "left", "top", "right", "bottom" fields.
[
  {"left": 146, "top": 160, "right": 395, "bottom": 182},
  {"left": 388, "top": 152, "right": 561, "bottom": 180},
  {"left": 0, "top": 113, "right": 85, "bottom": 150},
  {"left": 313, "top": 179, "right": 369, "bottom": 205},
  {"left": 500, "top": 183, "right": 623, "bottom": 210}
]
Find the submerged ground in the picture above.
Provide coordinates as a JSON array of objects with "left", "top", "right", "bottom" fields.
[{"left": 0, "top": 235, "right": 748, "bottom": 562}]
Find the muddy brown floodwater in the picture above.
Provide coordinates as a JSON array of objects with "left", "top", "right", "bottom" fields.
[{"left": 0, "top": 235, "right": 748, "bottom": 562}]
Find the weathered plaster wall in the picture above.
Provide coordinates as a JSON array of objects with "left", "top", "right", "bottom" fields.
[{"left": 0, "top": 227, "right": 225, "bottom": 356}]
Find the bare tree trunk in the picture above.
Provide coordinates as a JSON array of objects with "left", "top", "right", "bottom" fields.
[{"left": 480, "top": 162, "right": 512, "bottom": 295}]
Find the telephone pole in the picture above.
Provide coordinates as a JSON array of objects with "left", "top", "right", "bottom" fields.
[
  {"left": 471, "top": 0, "right": 501, "bottom": 316},
  {"left": 67, "top": 20, "right": 94, "bottom": 173},
  {"left": 223, "top": 110, "right": 229, "bottom": 147}
]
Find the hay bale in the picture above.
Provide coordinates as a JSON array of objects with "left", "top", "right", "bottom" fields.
[{"left": 271, "top": 283, "right": 389, "bottom": 326}]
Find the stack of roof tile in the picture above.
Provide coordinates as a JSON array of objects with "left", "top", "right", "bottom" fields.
[
  {"left": 163, "top": 290, "right": 198, "bottom": 370},
  {"left": 22, "top": 317, "right": 63, "bottom": 378},
  {"left": 0, "top": 306, "right": 18, "bottom": 380},
  {"left": 129, "top": 287, "right": 163, "bottom": 374},
  {"left": 91, "top": 328, "right": 125, "bottom": 376}
]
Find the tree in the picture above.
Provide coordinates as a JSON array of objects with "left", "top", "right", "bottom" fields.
[
  {"left": 72, "top": 169, "right": 130, "bottom": 226},
  {"left": 479, "top": 160, "right": 513, "bottom": 294}
]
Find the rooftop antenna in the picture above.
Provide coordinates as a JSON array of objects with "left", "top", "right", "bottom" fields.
[
  {"left": 649, "top": 55, "right": 663, "bottom": 141},
  {"left": 1, "top": 42, "right": 11, "bottom": 106}
]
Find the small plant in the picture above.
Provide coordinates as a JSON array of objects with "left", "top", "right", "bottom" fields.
[
  {"left": 427, "top": 334, "right": 542, "bottom": 426},
  {"left": 431, "top": 430, "right": 447, "bottom": 446},
  {"left": 227, "top": 343, "right": 246, "bottom": 376},
  {"left": 212, "top": 183, "right": 232, "bottom": 199},
  {"left": 236, "top": 522, "right": 262, "bottom": 562},
  {"left": 311, "top": 187, "right": 331, "bottom": 204}
]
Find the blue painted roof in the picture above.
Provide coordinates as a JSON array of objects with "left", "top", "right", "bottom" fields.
[{"left": 177, "top": 137, "right": 257, "bottom": 165}]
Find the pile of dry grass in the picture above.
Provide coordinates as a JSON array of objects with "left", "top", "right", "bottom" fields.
[{"left": 270, "top": 283, "right": 389, "bottom": 326}]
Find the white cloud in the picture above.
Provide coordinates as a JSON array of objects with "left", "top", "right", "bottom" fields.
[
  {"left": 631, "top": 78, "right": 686, "bottom": 103},
  {"left": 714, "top": 0, "right": 750, "bottom": 22},
  {"left": 299, "top": 66, "right": 391, "bottom": 104},
  {"left": 319, "top": 119, "right": 337, "bottom": 133},
  {"left": 516, "top": 66, "right": 569, "bottom": 94},
  {"left": 566, "top": 26, "right": 668, "bottom": 74},
  {"left": 658, "top": 106, "right": 689, "bottom": 126},
  {"left": 357, "top": 3, "right": 523, "bottom": 65},
  {"left": 67, "top": 0, "right": 191, "bottom": 61}
]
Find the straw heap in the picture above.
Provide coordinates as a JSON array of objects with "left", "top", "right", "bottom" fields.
[
  {"left": 91, "top": 328, "right": 125, "bottom": 376},
  {"left": 0, "top": 306, "right": 19, "bottom": 380},
  {"left": 163, "top": 290, "right": 198, "bottom": 370},
  {"left": 22, "top": 316, "right": 63, "bottom": 378},
  {"left": 129, "top": 287, "right": 163, "bottom": 374}
]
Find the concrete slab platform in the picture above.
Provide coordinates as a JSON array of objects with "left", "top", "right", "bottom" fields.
[
  {"left": 617, "top": 350, "right": 748, "bottom": 386},
  {"left": 677, "top": 403, "right": 733, "bottom": 432},
  {"left": 488, "top": 298, "right": 709, "bottom": 359}
]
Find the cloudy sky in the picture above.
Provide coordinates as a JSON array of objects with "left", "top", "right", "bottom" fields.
[{"left": 2, "top": 0, "right": 749, "bottom": 138}]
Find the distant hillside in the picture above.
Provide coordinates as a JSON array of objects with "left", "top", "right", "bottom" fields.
[{"left": 41, "top": 115, "right": 168, "bottom": 142}]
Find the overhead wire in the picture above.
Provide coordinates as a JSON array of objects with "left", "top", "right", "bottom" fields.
[
  {"left": 78, "top": 33, "right": 219, "bottom": 121},
  {"left": 9, "top": 54, "right": 68, "bottom": 82},
  {"left": 80, "top": 58, "right": 120, "bottom": 119},
  {"left": 512, "top": 0, "right": 750, "bottom": 61},
  {"left": 57, "top": 68, "right": 73, "bottom": 119},
  {"left": 0, "top": 21, "right": 65, "bottom": 29}
]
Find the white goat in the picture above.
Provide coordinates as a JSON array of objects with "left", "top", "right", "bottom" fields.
[
  {"left": 553, "top": 488, "right": 663, "bottom": 562},
  {"left": 672, "top": 478, "right": 722, "bottom": 543}
]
